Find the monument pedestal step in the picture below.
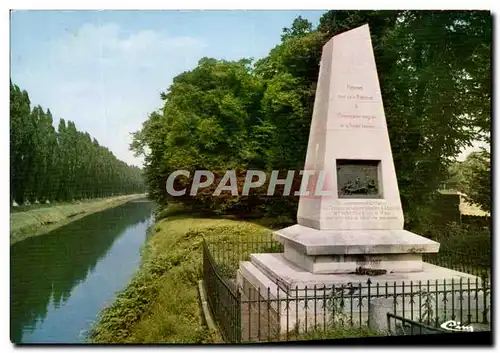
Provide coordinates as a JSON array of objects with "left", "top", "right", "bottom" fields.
[
  {"left": 242, "top": 253, "right": 480, "bottom": 297},
  {"left": 284, "top": 244, "right": 424, "bottom": 274},
  {"left": 273, "top": 224, "right": 440, "bottom": 274},
  {"left": 274, "top": 224, "right": 440, "bottom": 255}
]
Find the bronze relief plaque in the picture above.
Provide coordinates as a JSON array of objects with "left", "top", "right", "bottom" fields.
[{"left": 336, "top": 159, "right": 381, "bottom": 198}]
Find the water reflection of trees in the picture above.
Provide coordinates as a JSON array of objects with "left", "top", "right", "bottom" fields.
[{"left": 10, "top": 201, "right": 155, "bottom": 343}]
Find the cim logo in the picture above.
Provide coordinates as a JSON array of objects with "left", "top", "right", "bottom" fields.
[{"left": 440, "top": 320, "right": 474, "bottom": 332}]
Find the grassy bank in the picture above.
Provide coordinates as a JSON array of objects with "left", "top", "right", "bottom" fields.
[
  {"left": 10, "top": 194, "right": 146, "bottom": 245},
  {"left": 88, "top": 205, "right": 380, "bottom": 343}
]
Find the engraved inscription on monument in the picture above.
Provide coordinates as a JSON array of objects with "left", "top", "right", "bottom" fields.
[
  {"left": 323, "top": 203, "right": 401, "bottom": 222},
  {"left": 335, "top": 84, "right": 379, "bottom": 130},
  {"left": 336, "top": 159, "right": 381, "bottom": 198}
]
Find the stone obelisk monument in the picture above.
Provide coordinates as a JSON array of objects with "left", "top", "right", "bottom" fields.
[{"left": 237, "top": 24, "right": 478, "bottom": 332}]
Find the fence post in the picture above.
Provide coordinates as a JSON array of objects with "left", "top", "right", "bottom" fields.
[
  {"left": 367, "top": 279, "right": 372, "bottom": 324},
  {"left": 482, "top": 273, "right": 489, "bottom": 324},
  {"left": 236, "top": 288, "right": 242, "bottom": 343}
]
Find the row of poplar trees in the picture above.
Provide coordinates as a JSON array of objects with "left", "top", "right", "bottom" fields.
[
  {"left": 131, "top": 10, "right": 491, "bottom": 225},
  {"left": 10, "top": 82, "right": 145, "bottom": 205}
]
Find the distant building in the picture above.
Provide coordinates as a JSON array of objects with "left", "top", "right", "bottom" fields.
[{"left": 438, "top": 189, "right": 490, "bottom": 217}]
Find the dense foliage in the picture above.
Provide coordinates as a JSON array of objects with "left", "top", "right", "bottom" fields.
[
  {"left": 460, "top": 150, "right": 491, "bottom": 213},
  {"left": 446, "top": 149, "right": 491, "bottom": 213},
  {"left": 10, "top": 82, "right": 145, "bottom": 205},
  {"left": 131, "top": 10, "right": 491, "bottom": 224}
]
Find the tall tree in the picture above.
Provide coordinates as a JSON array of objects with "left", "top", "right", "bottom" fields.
[
  {"left": 10, "top": 83, "right": 145, "bottom": 204},
  {"left": 281, "top": 16, "right": 313, "bottom": 41},
  {"left": 456, "top": 150, "right": 490, "bottom": 213}
]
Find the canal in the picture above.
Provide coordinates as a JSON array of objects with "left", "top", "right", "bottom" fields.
[{"left": 10, "top": 199, "right": 156, "bottom": 344}]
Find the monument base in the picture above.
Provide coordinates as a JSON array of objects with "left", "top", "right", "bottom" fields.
[
  {"left": 236, "top": 255, "right": 482, "bottom": 336},
  {"left": 284, "top": 244, "right": 423, "bottom": 274},
  {"left": 239, "top": 253, "right": 480, "bottom": 296}
]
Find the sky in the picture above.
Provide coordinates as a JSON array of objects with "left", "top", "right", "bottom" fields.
[
  {"left": 10, "top": 10, "right": 326, "bottom": 167},
  {"left": 10, "top": 10, "right": 487, "bottom": 167}
]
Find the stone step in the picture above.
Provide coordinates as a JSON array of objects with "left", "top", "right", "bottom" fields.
[
  {"left": 249, "top": 252, "right": 481, "bottom": 296},
  {"left": 274, "top": 225, "right": 440, "bottom": 255}
]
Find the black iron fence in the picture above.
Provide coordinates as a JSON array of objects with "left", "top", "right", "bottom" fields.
[
  {"left": 202, "top": 239, "right": 242, "bottom": 343},
  {"left": 202, "top": 235, "right": 491, "bottom": 343}
]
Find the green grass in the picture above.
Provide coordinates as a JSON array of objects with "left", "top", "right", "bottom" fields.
[
  {"left": 10, "top": 194, "right": 145, "bottom": 245},
  {"left": 10, "top": 198, "right": 104, "bottom": 213}
]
